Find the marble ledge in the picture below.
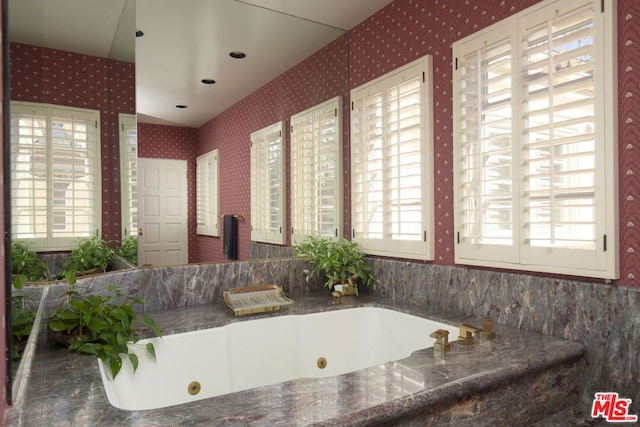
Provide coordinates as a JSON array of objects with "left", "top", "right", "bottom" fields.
[{"left": 16, "top": 297, "right": 585, "bottom": 426}]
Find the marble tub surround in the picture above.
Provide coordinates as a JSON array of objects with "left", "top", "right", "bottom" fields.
[
  {"left": 22, "top": 257, "right": 317, "bottom": 314},
  {"left": 14, "top": 297, "right": 584, "bottom": 426},
  {"left": 249, "top": 242, "right": 293, "bottom": 259},
  {"left": 369, "top": 259, "right": 640, "bottom": 409},
  {"left": 6, "top": 286, "right": 50, "bottom": 427}
]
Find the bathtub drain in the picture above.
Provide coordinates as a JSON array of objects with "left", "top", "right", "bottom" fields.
[{"left": 188, "top": 381, "right": 201, "bottom": 395}]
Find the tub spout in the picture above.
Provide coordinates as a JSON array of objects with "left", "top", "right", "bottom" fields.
[
  {"left": 458, "top": 323, "right": 480, "bottom": 346},
  {"left": 429, "top": 329, "right": 451, "bottom": 353}
]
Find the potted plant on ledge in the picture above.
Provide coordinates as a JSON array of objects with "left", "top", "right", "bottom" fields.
[
  {"left": 62, "top": 236, "right": 114, "bottom": 277},
  {"left": 294, "top": 236, "right": 377, "bottom": 296},
  {"left": 49, "top": 272, "right": 162, "bottom": 379}
]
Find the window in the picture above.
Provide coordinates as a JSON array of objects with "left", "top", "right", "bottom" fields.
[
  {"left": 453, "top": 0, "right": 618, "bottom": 279},
  {"left": 196, "top": 150, "right": 219, "bottom": 236},
  {"left": 119, "top": 113, "right": 138, "bottom": 238},
  {"left": 290, "top": 97, "right": 343, "bottom": 244},
  {"left": 350, "top": 55, "right": 434, "bottom": 260},
  {"left": 251, "top": 121, "right": 285, "bottom": 244},
  {"left": 10, "top": 102, "right": 101, "bottom": 251}
]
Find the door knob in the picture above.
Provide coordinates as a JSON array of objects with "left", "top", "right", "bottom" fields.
[{"left": 139, "top": 228, "right": 143, "bottom": 236}]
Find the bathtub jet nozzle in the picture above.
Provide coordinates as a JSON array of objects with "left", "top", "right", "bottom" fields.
[{"left": 188, "top": 381, "right": 201, "bottom": 396}]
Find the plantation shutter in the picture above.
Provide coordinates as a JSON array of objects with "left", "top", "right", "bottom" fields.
[
  {"left": 196, "top": 150, "right": 219, "bottom": 236},
  {"left": 351, "top": 56, "right": 433, "bottom": 260},
  {"left": 11, "top": 102, "right": 101, "bottom": 251},
  {"left": 453, "top": 0, "right": 618, "bottom": 279},
  {"left": 119, "top": 113, "right": 138, "bottom": 237},
  {"left": 520, "top": 0, "right": 603, "bottom": 269},
  {"left": 454, "top": 24, "right": 518, "bottom": 264},
  {"left": 290, "top": 97, "right": 342, "bottom": 244},
  {"left": 250, "top": 121, "right": 285, "bottom": 244}
]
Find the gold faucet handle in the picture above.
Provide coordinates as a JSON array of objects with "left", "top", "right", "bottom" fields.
[
  {"left": 429, "top": 329, "right": 449, "bottom": 340},
  {"left": 429, "top": 329, "right": 450, "bottom": 352},
  {"left": 458, "top": 323, "right": 480, "bottom": 346},
  {"left": 481, "top": 317, "right": 496, "bottom": 339}
]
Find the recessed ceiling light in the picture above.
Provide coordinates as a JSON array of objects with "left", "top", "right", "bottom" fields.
[
  {"left": 136, "top": 30, "right": 144, "bottom": 38},
  {"left": 229, "top": 51, "right": 246, "bottom": 59},
  {"left": 175, "top": 105, "right": 188, "bottom": 109},
  {"left": 201, "top": 79, "right": 216, "bottom": 85}
]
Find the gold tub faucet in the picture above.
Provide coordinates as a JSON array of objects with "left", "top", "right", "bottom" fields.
[
  {"left": 480, "top": 317, "right": 496, "bottom": 340},
  {"left": 458, "top": 323, "right": 481, "bottom": 346},
  {"left": 429, "top": 329, "right": 451, "bottom": 353}
]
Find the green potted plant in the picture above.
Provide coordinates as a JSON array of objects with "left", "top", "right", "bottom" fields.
[
  {"left": 11, "top": 274, "right": 36, "bottom": 359},
  {"left": 294, "top": 236, "right": 377, "bottom": 295},
  {"left": 49, "top": 272, "right": 162, "bottom": 379},
  {"left": 11, "top": 240, "right": 47, "bottom": 282},
  {"left": 63, "top": 236, "right": 115, "bottom": 276},
  {"left": 117, "top": 235, "right": 137, "bottom": 265}
]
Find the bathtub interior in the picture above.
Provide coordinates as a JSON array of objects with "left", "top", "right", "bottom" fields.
[{"left": 98, "top": 307, "right": 458, "bottom": 411}]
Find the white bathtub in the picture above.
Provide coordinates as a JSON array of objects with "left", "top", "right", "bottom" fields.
[{"left": 98, "top": 307, "right": 457, "bottom": 411}]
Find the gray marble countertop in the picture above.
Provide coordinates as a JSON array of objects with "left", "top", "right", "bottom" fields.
[{"left": 17, "top": 296, "right": 585, "bottom": 426}]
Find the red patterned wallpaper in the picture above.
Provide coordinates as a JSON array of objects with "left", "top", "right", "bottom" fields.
[
  {"left": 197, "top": 0, "right": 640, "bottom": 286},
  {"left": 196, "top": 35, "right": 349, "bottom": 261},
  {"left": 9, "top": 43, "right": 135, "bottom": 243},
  {"left": 618, "top": 0, "right": 640, "bottom": 285},
  {"left": 137, "top": 123, "right": 198, "bottom": 262}
]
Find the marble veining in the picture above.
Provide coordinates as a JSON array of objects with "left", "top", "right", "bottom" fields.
[{"left": 11, "top": 296, "right": 583, "bottom": 426}]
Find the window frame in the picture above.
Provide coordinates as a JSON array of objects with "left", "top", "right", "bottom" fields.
[
  {"left": 10, "top": 101, "right": 102, "bottom": 251},
  {"left": 452, "top": 0, "right": 618, "bottom": 279},
  {"left": 350, "top": 55, "right": 435, "bottom": 260},
  {"left": 290, "top": 96, "right": 343, "bottom": 244},
  {"left": 250, "top": 121, "right": 286, "bottom": 245},
  {"left": 196, "top": 149, "right": 219, "bottom": 237}
]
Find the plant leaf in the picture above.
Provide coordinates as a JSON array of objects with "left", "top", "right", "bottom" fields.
[
  {"left": 129, "top": 353, "right": 139, "bottom": 373},
  {"left": 142, "top": 315, "right": 163, "bottom": 337},
  {"left": 146, "top": 342, "right": 157, "bottom": 360},
  {"left": 109, "top": 356, "right": 123, "bottom": 379},
  {"left": 77, "top": 342, "right": 100, "bottom": 356},
  {"left": 49, "top": 320, "right": 71, "bottom": 332},
  {"left": 105, "top": 284, "right": 123, "bottom": 293}
]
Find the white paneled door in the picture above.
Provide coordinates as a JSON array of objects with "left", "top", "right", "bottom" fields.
[{"left": 138, "top": 158, "right": 188, "bottom": 266}]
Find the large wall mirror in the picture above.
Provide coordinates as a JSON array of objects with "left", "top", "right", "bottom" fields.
[{"left": 5, "top": 0, "right": 350, "bottom": 396}]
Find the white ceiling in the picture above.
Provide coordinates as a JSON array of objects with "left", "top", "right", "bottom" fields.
[{"left": 9, "top": 0, "right": 394, "bottom": 128}]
